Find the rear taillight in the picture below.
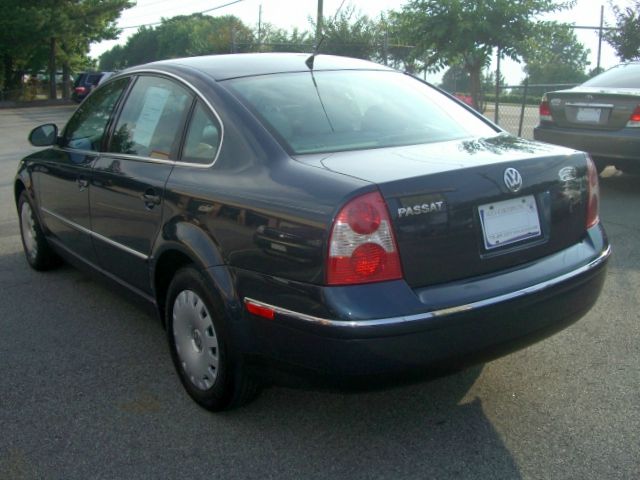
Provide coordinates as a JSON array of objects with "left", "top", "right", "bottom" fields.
[
  {"left": 75, "top": 86, "right": 87, "bottom": 94},
  {"left": 586, "top": 155, "right": 600, "bottom": 229},
  {"left": 627, "top": 105, "right": 640, "bottom": 127},
  {"left": 539, "top": 95, "right": 552, "bottom": 122},
  {"left": 327, "top": 191, "right": 402, "bottom": 285}
]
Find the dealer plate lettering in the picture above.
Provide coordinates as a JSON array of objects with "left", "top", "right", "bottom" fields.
[{"left": 478, "top": 195, "right": 542, "bottom": 250}]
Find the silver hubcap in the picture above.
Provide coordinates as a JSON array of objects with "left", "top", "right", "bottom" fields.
[
  {"left": 172, "top": 290, "right": 219, "bottom": 391},
  {"left": 20, "top": 202, "right": 38, "bottom": 261}
]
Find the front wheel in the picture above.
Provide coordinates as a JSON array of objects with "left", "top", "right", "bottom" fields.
[
  {"left": 18, "top": 191, "right": 61, "bottom": 271},
  {"left": 166, "top": 267, "right": 259, "bottom": 411}
]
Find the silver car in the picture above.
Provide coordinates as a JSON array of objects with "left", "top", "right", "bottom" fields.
[{"left": 534, "top": 62, "right": 640, "bottom": 174}]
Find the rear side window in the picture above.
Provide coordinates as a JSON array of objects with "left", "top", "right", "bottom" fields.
[
  {"left": 225, "top": 70, "right": 496, "bottom": 154},
  {"left": 180, "top": 102, "right": 221, "bottom": 165},
  {"left": 63, "top": 77, "right": 129, "bottom": 151},
  {"left": 581, "top": 63, "right": 640, "bottom": 88},
  {"left": 109, "top": 76, "right": 193, "bottom": 160}
]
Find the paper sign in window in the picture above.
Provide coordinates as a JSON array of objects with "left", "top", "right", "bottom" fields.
[{"left": 132, "top": 86, "right": 170, "bottom": 147}]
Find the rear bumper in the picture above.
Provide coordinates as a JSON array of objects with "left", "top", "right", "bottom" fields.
[
  {"left": 533, "top": 123, "right": 640, "bottom": 162},
  {"left": 235, "top": 226, "right": 610, "bottom": 379}
]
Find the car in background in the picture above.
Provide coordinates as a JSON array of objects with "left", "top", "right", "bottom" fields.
[
  {"left": 71, "top": 71, "right": 112, "bottom": 102},
  {"left": 534, "top": 62, "right": 640, "bottom": 174},
  {"left": 16, "top": 54, "right": 609, "bottom": 410}
]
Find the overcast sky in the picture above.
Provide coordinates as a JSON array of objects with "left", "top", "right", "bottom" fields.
[{"left": 90, "top": 0, "right": 633, "bottom": 84}]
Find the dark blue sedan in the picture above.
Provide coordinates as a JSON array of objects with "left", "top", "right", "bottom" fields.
[{"left": 16, "top": 54, "right": 610, "bottom": 410}]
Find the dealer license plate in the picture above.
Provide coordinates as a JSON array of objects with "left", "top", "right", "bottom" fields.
[
  {"left": 478, "top": 195, "right": 541, "bottom": 250},
  {"left": 576, "top": 107, "right": 601, "bottom": 123}
]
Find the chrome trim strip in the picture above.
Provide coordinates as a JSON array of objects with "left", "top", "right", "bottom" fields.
[
  {"left": 565, "top": 102, "right": 614, "bottom": 108},
  {"left": 244, "top": 245, "right": 611, "bottom": 329},
  {"left": 99, "top": 152, "right": 176, "bottom": 166},
  {"left": 122, "top": 68, "right": 225, "bottom": 169},
  {"left": 58, "top": 69, "right": 224, "bottom": 169},
  {"left": 41, "top": 207, "right": 149, "bottom": 261},
  {"left": 47, "top": 236, "right": 156, "bottom": 305}
]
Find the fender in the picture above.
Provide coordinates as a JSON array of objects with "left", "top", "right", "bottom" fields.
[
  {"left": 152, "top": 219, "right": 225, "bottom": 269},
  {"left": 14, "top": 160, "right": 34, "bottom": 205},
  {"left": 151, "top": 221, "right": 249, "bottom": 346}
]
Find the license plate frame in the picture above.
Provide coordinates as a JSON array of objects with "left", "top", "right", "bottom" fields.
[{"left": 478, "top": 195, "right": 542, "bottom": 250}]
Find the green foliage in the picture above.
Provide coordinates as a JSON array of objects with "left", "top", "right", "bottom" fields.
[
  {"left": 0, "top": 0, "right": 132, "bottom": 94},
  {"left": 391, "top": 0, "right": 575, "bottom": 108},
  {"left": 313, "top": 6, "right": 381, "bottom": 60},
  {"left": 522, "top": 22, "right": 589, "bottom": 84},
  {"left": 440, "top": 65, "right": 470, "bottom": 93},
  {"left": 99, "top": 14, "right": 254, "bottom": 70},
  {"left": 259, "top": 26, "right": 313, "bottom": 53},
  {"left": 605, "top": 1, "right": 640, "bottom": 61},
  {"left": 99, "top": 7, "right": 384, "bottom": 69}
]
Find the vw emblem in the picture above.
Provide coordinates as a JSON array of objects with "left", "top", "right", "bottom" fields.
[{"left": 504, "top": 168, "right": 523, "bottom": 193}]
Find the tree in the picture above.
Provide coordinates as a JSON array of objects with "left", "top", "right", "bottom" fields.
[
  {"left": 312, "top": 6, "right": 381, "bottom": 60},
  {"left": 380, "top": 13, "right": 425, "bottom": 74},
  {"left": 391, "top": 0, "right": 574, "bottom": 109},
  {"left": 522, "top": 22, "right": 590, "bottom": 85},
  {"left": 605, "top": 1, "right": 640, "bottom": 61},
  {"left": 0, "top": 0, "right": 132, "bottom": 99},
  {"left": 99, "top": 14, "right": 255, "bottom": 70},
  {"left": 440, "top": 64, "right": 470, "bottom": 93},
  {"left": 38, "top": 0, "right": 133, "bottom": 99},
  {"left": 0, "top": 1, "right": 49, "bottom": 93},
  {"left": 259, "top": 25, "right": 313, "bottom": 53}
]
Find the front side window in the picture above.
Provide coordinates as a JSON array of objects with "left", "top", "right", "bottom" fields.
[
  {"left": 109, "top": 76, "right": 193, "bottom": 160},
  {"left": 180, "top": 102, "right": 221, "bottom": 165},
  {"left": 63, "top": 77, "right": 129, "bottom": 151},
  {"left": 225, "top": 70, "right": 497, "bottom": 154}
]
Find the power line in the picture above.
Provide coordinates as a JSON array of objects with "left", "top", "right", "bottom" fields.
[{"left": 120, "top": 0, "right": 247, "bottom": 30}]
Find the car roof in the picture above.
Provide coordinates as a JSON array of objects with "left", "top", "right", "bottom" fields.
[{"left": 125, "top": 53, "right": 393, "bottom": 81}]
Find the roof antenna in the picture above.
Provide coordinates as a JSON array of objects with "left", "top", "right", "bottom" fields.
[{"left": 305, "top": 0, "right": 347, "bottom": 70}]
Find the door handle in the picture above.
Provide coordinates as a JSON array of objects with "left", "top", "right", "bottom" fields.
[
  {"left": 142, "top": 189, "right": 161, "bottom": 208},
  {"left": 77, "top": 178, "right": 89, "bottom": 191}
]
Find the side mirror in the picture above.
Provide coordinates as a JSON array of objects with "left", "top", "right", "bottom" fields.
[{"left": 28, "top": 124, "right": 58, "bottom": 147}]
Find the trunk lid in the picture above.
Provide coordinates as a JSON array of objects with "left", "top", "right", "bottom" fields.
[
  {"left": 301, "top": 135, "right": 592, "bottom": 288},
  {"left": 546, "top": 86, "right": 640, "bottom": 130}
]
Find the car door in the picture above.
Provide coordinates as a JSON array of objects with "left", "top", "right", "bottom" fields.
[
  {"left": 36, "top": 77, "right": 130, "bottom": 263},
  {"left": 90, "top": 74, "right": 194, "bottom": 294}
]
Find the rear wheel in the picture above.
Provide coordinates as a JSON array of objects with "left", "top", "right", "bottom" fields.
[
  {"left": 18, "top": 191, "right": 61, "bottom": 271},
  {"left": 166, "top": 266, "right": 259, "bottom": 411}
]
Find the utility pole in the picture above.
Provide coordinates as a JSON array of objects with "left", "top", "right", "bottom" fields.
[
  {"left": 383, "top": 30, "right": 389, "bottom": 66},
  {"left": 258, "top": 4, "right": 262, "bottom": 51},
  {"left": 597, "top": 4, "right": 604, "bottom": 71},
  {"left": 495, "top": 47, "right": 501, "bottom": 124},
  {"left": 316, "top": 0, "right": 323, "bottom": 47}
]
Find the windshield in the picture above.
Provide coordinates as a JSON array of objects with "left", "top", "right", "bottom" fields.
[
  {"left": 225, "top": 70, "right": 497, "bottom": 154},
  {"left": 581, "top": 63, "right": 640, "bottom": 89}
]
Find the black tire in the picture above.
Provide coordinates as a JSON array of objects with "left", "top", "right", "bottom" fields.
[
  {"left": 165, "top": 266, "right": 260, "bottom": 411},
  {"left": 17, "top": 191, "right": 61, "bottom": 271}
]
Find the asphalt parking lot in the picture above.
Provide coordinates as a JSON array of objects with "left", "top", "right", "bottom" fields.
[{"left": 0, "top": 105, "right": 638, "bottom": 479}]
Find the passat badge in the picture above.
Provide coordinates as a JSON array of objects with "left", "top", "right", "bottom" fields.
[
  {"left": 504, "top": 168, "right": 523, "bottom": 193},
  {"left": 397, "top": 201, "right": 445, "bottom": 218}
]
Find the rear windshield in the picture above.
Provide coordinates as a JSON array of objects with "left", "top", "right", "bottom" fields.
[
  {"left": 225, "top": 70, "right": 497, "bottom": 154},
  {"left": 581, "top": 63, "right": 640, "bottom": 88},
  {"left": 86, "top": 74, "right": 102, "bottom": 85}
]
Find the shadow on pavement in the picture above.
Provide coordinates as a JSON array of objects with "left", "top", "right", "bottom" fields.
[{"left": 0, "top": 248, "right": 522, "bottom": 479}]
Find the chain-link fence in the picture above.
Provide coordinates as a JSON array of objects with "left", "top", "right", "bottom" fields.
[
  {"left": 485, "top": 82, "right": 578, "bottom": 139},
  {"left": 0, "top": 80, "right": 65, "bottom": 103}
]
